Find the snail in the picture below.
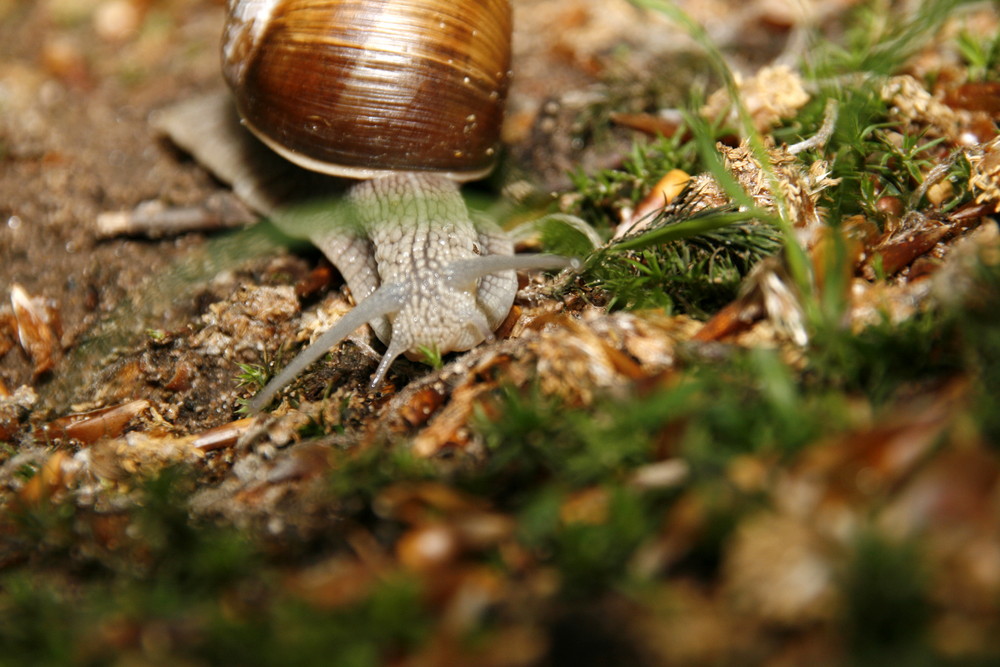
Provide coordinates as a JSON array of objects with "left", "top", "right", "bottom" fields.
[{"left": 154, "top": 0, "right": 578, "bottom": 411}]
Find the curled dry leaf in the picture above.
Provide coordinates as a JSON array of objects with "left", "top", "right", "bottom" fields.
[
  {"left": 695, "top": 256, "right": 806, "bottom": 345},
  {"left": 294, "top": 262, "right": 336, "bottom": 299},
  {"left": 616, "top": 168, "right": 691, "bottom": 238},
  {"left": 10, "top": 284, "right": 62, "bottom": 379}
]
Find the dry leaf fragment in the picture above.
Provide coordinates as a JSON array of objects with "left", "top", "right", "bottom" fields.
[
  {"left": 609, "top": 110, "right": 684, "bottom": 138},
  {"left": 374, "top": 482, "right": 489, "bottom": 523},
  {"left": 723, "top": 513, "right": 839, "bottom": 626},
  {"left": 968, "top": 136, "right": 1000, "bottom": 212},
  {"left": 620, "top": 169, "right": 691, "bottom": 234},
  {"left": 0, "top": 308, "right": 17, "bottom": 361},
  {"left": 396, "top": 386, "right": 447, "bottom": 429},
  {"left": 17, "top": 450, "right": 75, "bottom": 506},
  {"left": 410, "top": 383, "right": 491, "bottom": 457},
  {"left": 701, "top": 65, "right": 810, "bottom": 133},
  {"left": 87, "top": 431, "right": 204, "bottom": 482},
  {"left": 862, "top": 209, "right": 980, "bottom": 280},
  {"left": 285, "top": 557, "right": 378, "bottom": 610},
  {"left": 36, "top": 399, "right": 150, "bottom": 445},
  {"left": 191, "top": 417, "right": 254, "bottom": 451},
  {"left": 0, "top": 385, "right": 36, "bottom": 441},
  {"left": 560, "top": 486, "right": 610, "bottom": 525},
  {"left": 397, "top": 523, "right": 462, "bottom": 571},
  {"left": 944, "top": 82, "right": 1000, "bottom": 115}
]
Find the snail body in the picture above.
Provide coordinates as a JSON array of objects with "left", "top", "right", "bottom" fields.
[{"left": 157, "top": 0, "right": 572, "bottom": 410}]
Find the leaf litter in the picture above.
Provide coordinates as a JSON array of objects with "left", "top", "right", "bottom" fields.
[{"left": 2, "top": 0, "right": 1000, "bottom": 664}]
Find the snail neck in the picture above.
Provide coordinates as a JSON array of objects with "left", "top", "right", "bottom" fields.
[
  {"left": 349, "top": 171, "right": 465, "bottom": 214},
  {"left": 348, "top": 172, "right": 475, "bottom": 262}
]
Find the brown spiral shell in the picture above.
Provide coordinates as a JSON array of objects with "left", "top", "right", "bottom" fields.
[{"left": 222, "top": 0, "right": 512, "bottom": 181}]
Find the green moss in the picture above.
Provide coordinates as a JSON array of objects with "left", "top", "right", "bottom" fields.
[
  {"left": 845, "top": 531, "right": 932, "bottom": 664},
  {"left": 568, "top": 133, "right": 705, "bottom": 230},
  {"left": 0, "top": 468, "right": 431, "bottom": 666},
  {"left": 956, "top": 27, "right": 1000, "bottom": 82},
  {"left": 809, "top": 309, "right": 963, "bottom": 405},
  {"left": 954, "top": 260, "right": 1000, "bottom": 444},
  {"left": 803, "top": 0, "right": 982, "bottom": 78},
  {"left": 583, "top": 212, "right": 782, "bottom": 314},
  {"left": 537, "top": 486, "right": 654, "bottom": 596},
  {"left": 327, "top": 442, "right": 439, "bottom": 507}
]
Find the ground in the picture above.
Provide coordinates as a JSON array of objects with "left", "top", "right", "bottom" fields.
[{"left": 2, "top": 0, "right": 1000, "bottom": 664}]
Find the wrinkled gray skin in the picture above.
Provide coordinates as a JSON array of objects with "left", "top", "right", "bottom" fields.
[
  {"left": 153, "top": 92, "right": 568, "bottom": 410},
  {"left": 337, "top": 173, "right": 517, "bottom": 357}
]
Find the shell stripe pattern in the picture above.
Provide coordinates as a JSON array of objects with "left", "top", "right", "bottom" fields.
[{"left": 223, "top": 0, "right": 512, "bottom": 179}]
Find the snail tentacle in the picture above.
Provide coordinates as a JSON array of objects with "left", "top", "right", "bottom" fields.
[
  {"left": 443, "top": 254, "right": 577, "bottom": 286},
  {"left": 249, "top": 281, "right": 407, "bottom": 412}
]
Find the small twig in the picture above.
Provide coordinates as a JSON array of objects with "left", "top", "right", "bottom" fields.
[{"left": 97, "top": 193, "right": 256, "bottom": 239}]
